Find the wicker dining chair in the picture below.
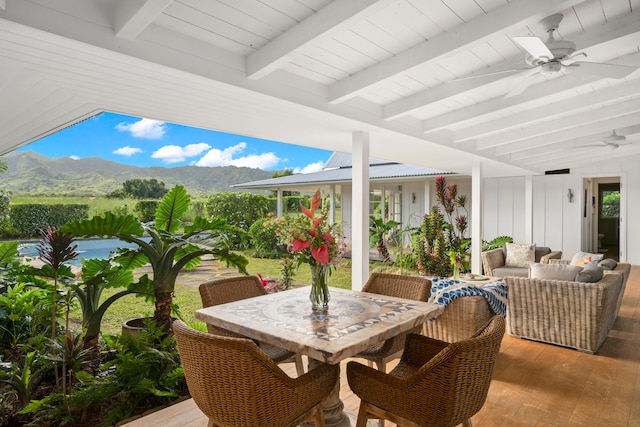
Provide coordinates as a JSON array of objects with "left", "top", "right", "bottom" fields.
[
  {"left": 356, "top": 273, "right": 432, "bottom": 372},
  {"left": 199, "top": 276, "right": 304, "bottom": 376},
  {"left": 173, "top": 320, "right": 338, "bottom": 427},
  {"left": 347, "top": 315, "right": 506, "bottom": 427}
]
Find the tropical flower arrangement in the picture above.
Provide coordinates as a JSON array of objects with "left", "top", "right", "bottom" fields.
[
  {"left": 265, "top": 189, "right": 345, "bottom": 310},
  {"left": 266, "top": 190, "right": 346, "bottom": 267}
]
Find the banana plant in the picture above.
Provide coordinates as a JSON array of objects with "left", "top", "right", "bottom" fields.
[{"left": 60, "top": 185, "right": 249, "bottom": 333}]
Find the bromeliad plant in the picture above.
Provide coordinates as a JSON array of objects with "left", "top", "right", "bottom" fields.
[{"left": 60, "top": 185, "right": 249, "bottom": 333}]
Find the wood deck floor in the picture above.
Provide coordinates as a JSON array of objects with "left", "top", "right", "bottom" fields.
[{"left": 122, "top": 266, "right": 640, "bottom": 427}]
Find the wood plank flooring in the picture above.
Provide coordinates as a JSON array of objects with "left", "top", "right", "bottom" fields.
[{"left": 122, "top": 266, "right": 640, "bottom": 427}]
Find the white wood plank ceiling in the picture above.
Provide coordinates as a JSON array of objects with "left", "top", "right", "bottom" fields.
[{"left": 0, "top": 0, "right": 639, "bottom": 176}]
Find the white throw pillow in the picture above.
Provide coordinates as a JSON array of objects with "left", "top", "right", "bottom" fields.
[
  {"left": 570, "top": 251, "right": 604, "bottom": 266},
  {"left": 505, "top": 243, "right": 535, "bottom": 268},
  {"left": 530, "top": 263, "right": 583, "bottom": 281}
]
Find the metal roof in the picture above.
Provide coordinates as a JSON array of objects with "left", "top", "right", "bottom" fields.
[{"left": 233, "top": 162, "right": 451, "bottom": 190}]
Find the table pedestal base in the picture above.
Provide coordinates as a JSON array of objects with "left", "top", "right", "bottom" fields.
[{"left": 308, "top": 359, "right": 350, "bottom": 427}]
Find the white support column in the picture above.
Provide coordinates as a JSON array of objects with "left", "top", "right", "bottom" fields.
[
  {"left": 471, "top": 162, "right": 483, "bottom": 274},
  {"left": 424, "top": 179, "right": 431, "bottom": 212},
  {"left": 351, "top": 131, "right": 370, "bottom": 291},
  {"left": 277, "top": 189, "right": 283, "bottom": 217},
  {"left": 329, "top": 184, "right": 336, "bottom": 225},
  {"left": 380, "top": 186, "right": 386, "bottom": 220},
  {"left": 525, "top": 176, "right": 533, "bottom": 243}
]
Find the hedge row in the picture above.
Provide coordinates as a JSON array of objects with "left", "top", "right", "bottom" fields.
[{"left": 10, "top": 204, "right": 90, "bottom": 237}]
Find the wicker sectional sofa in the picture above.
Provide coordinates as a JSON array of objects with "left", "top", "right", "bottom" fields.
[
  {"left": 504, "top": 262, "right": 630, "bottom": 354},
  {"left": 481, "top": 245, "right": 562, "bottom": 277}
]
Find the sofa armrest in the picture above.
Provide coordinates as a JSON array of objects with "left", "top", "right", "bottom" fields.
[
  {"left": 504, "top": 273, "right": 623, "bottom": 353},
  {"left": 481, "top": 248, "right": 505, "bottom": 277},
  {"left": 540, "top": 251, "right": 562, "bottom": 264}
]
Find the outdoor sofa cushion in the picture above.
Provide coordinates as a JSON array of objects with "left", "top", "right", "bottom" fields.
[{"left": 530, "top": 263, "right": 583, "bottom": 281}]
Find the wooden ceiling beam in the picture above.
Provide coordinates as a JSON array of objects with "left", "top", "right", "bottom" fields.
[
  {"left": 328, "top": 0, "right": 587, "bottom": 104},
  {"left": 453, "top": 80, "right": 640, "bottom": 142},
  {"left": 114, "top": 0, "right": 174, "bottom": 40},
  {"left": 246, "top": 0, "right": 395, "bottom": 80},
  {"left": 494, "top": 111, "right": 640, "bottom": 156},
  {"left": 394, "top": 10, "right": 640, "bottom": 123}
]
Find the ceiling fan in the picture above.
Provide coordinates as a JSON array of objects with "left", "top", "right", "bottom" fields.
[
  {"left": 456, "top": 14, "right": 638, "bottom": 96},
  {"left": 578, "top": 130, "right": 638, "bottom": 149}
]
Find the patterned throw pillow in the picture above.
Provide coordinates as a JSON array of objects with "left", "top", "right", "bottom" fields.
[
  {"left": 570, "top": 251, "right": 604, "bottom": 266},
  {"left": 505, "top": 243, "right": 535, "bottom": 268}
]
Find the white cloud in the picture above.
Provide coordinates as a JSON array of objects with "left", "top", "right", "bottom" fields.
[
  {"left": 113, "top": 146, "right": 142, "bottom": 156},
  {"left": 152, "top": 142, "right": 211, "bottom": 164},
  {"left": 69, "top": 155, "right": 80, "bottom": 160},
  {"left": 194, "top": 142, "right": 282, "bottom": 169},
  {"left": 116, "top": 118, "right": 167, "bottom": 139},
  {"left": 294, "top": 161, "right": 324, "bottom": 174}
]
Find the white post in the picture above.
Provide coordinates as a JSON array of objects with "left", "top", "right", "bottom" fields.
[
  {"left": 471, "top": 162, "right": 483, "bottom": 274},
  {"left": 277, "top": 189, "right": 283, "bottom": 217},
  {"left": 329, "top": 184, "right": 336, "bottom": 225},
  {"left": 351, "top": 132, "right": 370, "bottom": 291},
  {"left": 525, "top": 176, "right": 533, "bottom": 243}
]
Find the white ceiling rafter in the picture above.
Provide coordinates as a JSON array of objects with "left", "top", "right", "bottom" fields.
[
  {"left": 493, "top": 111, "right": 640, "bottom": 156},
  {"left": 453, "top": 80, "right": 640, "bottom": 142},
  {"left": 327, "top": 0, "right": 588, "bottom": 104},
  {"left": 421, "top": 50, "right": 640, "bottom": 134},
  {"left": 246, "top": 0, "right": 396, "bottom": 80},
  {"left": 114, "top": 0, "right": 174, "bottom": 40},
  {"left": 474, "top": 97, "right": 640, "bottom": 150},
  {"left": 386, "top": 10, "right": 640, "bottom": 121}
]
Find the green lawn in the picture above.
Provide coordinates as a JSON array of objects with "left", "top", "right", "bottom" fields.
[
  {"left": 89, "top": 254, "right": 358, "bottom": 336},
  {"left": 89, "top": 253, "right": 412, "bottom": 336}
]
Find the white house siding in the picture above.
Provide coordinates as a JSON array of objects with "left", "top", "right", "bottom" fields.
[{"left": 482, "top": 156, "right": 640, "bottom": 265}]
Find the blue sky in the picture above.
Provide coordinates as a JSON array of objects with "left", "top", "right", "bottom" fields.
[{"left": 19, "top": 112, "right": 331, "bottom": 173}]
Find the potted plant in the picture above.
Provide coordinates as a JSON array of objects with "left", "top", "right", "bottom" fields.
[{"left": 60, "top": 185, "right": 248, "bottom": 333}]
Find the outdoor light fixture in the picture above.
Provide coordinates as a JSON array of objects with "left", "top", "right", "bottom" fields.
[{"left": 567, "top": 189, "right": 574, "bottom": 202}]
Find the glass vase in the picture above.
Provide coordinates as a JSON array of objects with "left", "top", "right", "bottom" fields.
[
  {"left": 452, "top": 264, "right": 460, "bottom": 280},
  {"left": 309, "top": 262, "right": 330, "bottom": 311}
]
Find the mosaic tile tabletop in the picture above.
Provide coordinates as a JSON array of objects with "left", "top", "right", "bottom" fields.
[{"left": 196, "top": 287, "right": 444, "bottom": 364}]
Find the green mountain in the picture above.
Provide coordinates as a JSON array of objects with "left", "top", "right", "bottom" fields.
[{"left": 0, "top": 150, "right": 274, "bottom": 196}]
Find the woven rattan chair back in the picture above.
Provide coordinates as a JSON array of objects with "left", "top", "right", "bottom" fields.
[
  {"left": 347, "top": 315, "right": 506, "bottom": 427},
  {"left": 199, "top": 276, "right": 304, "bottom": 375},
  {"left": 357, "top": 273, "right": 432, "bottom": 372},
  {"left": 173, "top": 320, "right": 338, "bottom": 427}
]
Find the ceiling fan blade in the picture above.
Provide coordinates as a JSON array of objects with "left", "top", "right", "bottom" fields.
[
  {"left": 571, "top": 61, "right": 638, "bottom": 79},
  {"left": 450, "top": 68, "right": 525, "bottom": 81},
  {"left": 505, "top": 69, "right": 540, "bottom": 98},
  {"left": 513, "top": 36, "right": 553, "bottom": 61}
]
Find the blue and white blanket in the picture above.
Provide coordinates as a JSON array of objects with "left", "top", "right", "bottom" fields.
[{"left": 425, "top": 276, "right": 508, "bottom": 317}]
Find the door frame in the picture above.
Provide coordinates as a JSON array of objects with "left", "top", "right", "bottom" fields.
[{"left": 581, "top": 173, "right": 627, "bottom": 262}]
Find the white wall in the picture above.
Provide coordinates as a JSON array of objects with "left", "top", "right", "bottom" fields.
[{"left": 481, "top": 156, "right": 639, "bottom": 264}]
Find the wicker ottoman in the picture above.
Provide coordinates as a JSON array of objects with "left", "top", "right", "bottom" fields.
[{"left": 423, "top": 291, "right": 494, "bottom": 343}]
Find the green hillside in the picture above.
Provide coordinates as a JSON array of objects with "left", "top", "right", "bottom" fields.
[{"left": 0, "top": 150, "right": 274, "bottom": 196}]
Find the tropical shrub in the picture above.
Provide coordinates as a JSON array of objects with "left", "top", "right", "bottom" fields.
[
  {"left": 205, "top": 192, "right": 270, "bottom": 248},
  {"left": 9, "top": 204, "right": 89, "bottom": 237},
  {"left": 247, "top": 217, "right": 288, "bottom": 258},
  {"left": 133, "top": 200, "right": 159, "bottom": 222}
]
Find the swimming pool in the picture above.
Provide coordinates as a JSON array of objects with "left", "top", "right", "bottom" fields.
[{"left": 19, "top": 237, "right": 150, "bottom": 266}]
